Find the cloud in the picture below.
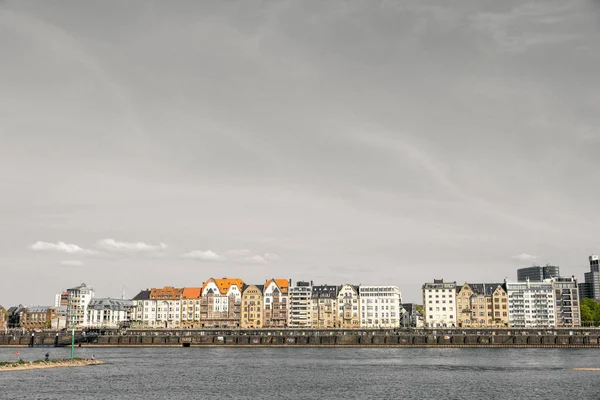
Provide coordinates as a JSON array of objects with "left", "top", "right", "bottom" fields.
[
  {"left": 181, "top": 250, "right": 222, "bottom": 261},
  {"left": 181, "top": 248, "right": 280, "bottom": 264},
  {"left": 29, "top": 241, "right": 96, "bottom": 255},
  {"left": 60, "top": 260, "right": 84, "bottom": 266},
  {"left": 96, "top": 238, "right": 167, "bottom": 253},
  {"left": 511, "top": 253, "right": 538, "bottom": 262}
]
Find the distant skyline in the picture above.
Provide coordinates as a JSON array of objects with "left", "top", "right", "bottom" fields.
[{"left": 1, "top": 0, "right": 599, "bottom": 305}]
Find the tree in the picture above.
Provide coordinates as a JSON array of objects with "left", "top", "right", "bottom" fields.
[{"left": 580, "top": 298, "right": 600, "bottom": 325}]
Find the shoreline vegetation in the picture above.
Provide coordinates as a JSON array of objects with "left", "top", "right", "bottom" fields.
[{"left": 0, "top": 358, "right": 103, "bottom": 372}]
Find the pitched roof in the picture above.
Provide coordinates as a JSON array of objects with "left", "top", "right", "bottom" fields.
[
  {"left": 243, "top": 284, "right": 265, "bottom": 294},
  {"left": 202, "top": 278, "right": 244, "bottom": 295},
  {"left": 265, "top": 278, "right": 290, "bottom": 294},
  {"left": 149, "top": 286, "right": 183, "bottom": 300},
  {"left": 132, "top": 290, "right": 151, "bottom": 301},
  {"left": 182, "top": 288, "right": 201, "bottom": 299}
]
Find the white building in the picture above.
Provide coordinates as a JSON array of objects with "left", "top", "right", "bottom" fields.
[
  {"left": 506, "top": 280, "right": 556, "bottom": 328},
  {"left": 66, "top": 283, "right": 95, "bottom": 327},
  {"left": 288, "top": 281, "right": 312, "bottom": 328},
  {"left": 87, "top": 298, "right": 133, "bottom": 328},
  {"left": 130, "top": 289, "right": 152, "bottom": 327},
  {"left": 422, "top": 279, "right": 457, "bottom": 328},
  {"left": 359, "top": 286, "right": 402, "bottom": 329}
]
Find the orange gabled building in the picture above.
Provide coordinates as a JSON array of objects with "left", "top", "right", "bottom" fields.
[
  {"left": 263, "top": 278, "right": 290, "bottom": 328},
  {"left": 181, "top": 287, "right": 202, "bottom": 329},
  {"left": 200, "top": 278, "right": 244, "bottom": 328}
]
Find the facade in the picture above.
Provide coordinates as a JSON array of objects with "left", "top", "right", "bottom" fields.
[
  {"left": 506, "top": 280, "right": 555, "bottom": 328},
  {"left": 66, "top": 283, "right": 95, "bottom": 327},
  {"left": 359, "top": 286, "right": 402, "bottom": 329},
  {"left": 150, "top": 286, "right": 184, "bottom": 328},
  {"left": 130, "top": 289, "right": 152, "bottom": 327},
  {"left": 180, "top": 288, "right": 202, "bottom": 329},
  {"left": 288, "top": 281, "right": 313, "bottom": 328},
  {"left": 336, "top": 284, "right": 360, "bottom": 328},
  {"left": 517, "top": 265, "right": 560, "bottom": 282},
  {"left": 241, "top": 285, "right": 264, "bottom": 329},
  {"left": 19, "top": 306, "right": 59, "bottom": 329},
  {"left": 579, "top": 255, "right": 600, "bottom": 301},
  {"left": 263, "top": 279, "right": 289, "bottom": 328},
  {"left": 200, "top": 278, "right": 244, "bottom": 328},
  {"left": 0, "top": 306, "right": 6, "bottom": 331},
  {"left": 311, "top": 285, "right": 337, "bottom": 329},
  {"left": 87, "top": 298, "right": 133, "bottom": 328},
  {"left": 422, "top": 279, "right": 457, "bottom": 328},
  {"left": 54, "top": 292, "right": 68, "bottom": 307},
  {"left": 553, "top": 277, "right": 581, "bottom": 327},
  {"left": 455, "top": 283, "right": 508, "bottom": 328}
]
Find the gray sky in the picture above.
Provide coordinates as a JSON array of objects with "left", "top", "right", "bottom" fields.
[{"left": 1, "top": 0, "right": 599, "bottom": 306}]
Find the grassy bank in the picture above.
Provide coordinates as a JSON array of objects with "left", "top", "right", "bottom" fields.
[{"left": 0, "top": 358, "right": 103, "bottom": 372}]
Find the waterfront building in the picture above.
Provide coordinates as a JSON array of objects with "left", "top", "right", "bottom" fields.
[
  {"left": 200, "top": 278, "right": 244, "bottom": 328},
  {"left": 263, "top": 278, "right": 289, "bottom": 328},
  {"left": 0, "top": 306, "right": 6, "bottom": 331},
  {"left": 241, "top": 284, "right": 264, "bottom": 329},
  {"left": 336, "top": 284, "right": 360, "bottom": 328},
  {"left": 517, "top": 265, "right": 560, "bottom": 282},
  {"left": 130, "top": 289, "right": 152, "bottom": 327},
  {"left": 455, "top": 283, "right": 508, "bottom": 328},
  {"left": 311, "top": 285, "right": 338, "bottom": 329},
  {"left": 54, "top": 292, "right": 68, "bottom": 307},
  {"left": 288, "top": 281, "right": 313, "bottom": 328},
  {"left": 18, "top": 306, "right": 60, "bottom": 329},
  {"left": 579, "top": 255, "right": 600, "bottom": 301},
  {"left": 506, "top": 280, "right": 555, "bottom": 328},
  {"left": 422, "top": 279, "right": 457, "bottom": 328},
  {"left": 150, "top": 286, "right": 184, "bottom": 328},
  {"left": 180, "top": 288, "right": 202, "bottom": 329},
  {"left": 66, "top": 283, "right": 95, "bottom": 327},
  {"left": 553, "top": 277, "right": 581, "bottom": 327},
  {"left": 400, "top": 303, "right": 423, "bottom": 328},
  {"left": 359, "top": 286, "right": 402, "bottom": 329},
  {"left": 87, "top": 298, "right": 133, "bottom": 328}
]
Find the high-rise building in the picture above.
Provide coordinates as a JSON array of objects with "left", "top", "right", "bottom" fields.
[
  {"left": 288, "top": 281, "right": 312, "bottom": 328},
  {"left": 552, "top": 277, "right": 581, "bottom": 327},
  {"left": 579, "top": 255, "right": 600, "bottom": 301},
  {"left": 517, "top": 265, "right": 560, "bottom": 282},
  {"left": 66, "top": 283, "right": 94, "bottom": 327},
  {"left": 506, "top": 280, "right": 555, "bottom": 328}
]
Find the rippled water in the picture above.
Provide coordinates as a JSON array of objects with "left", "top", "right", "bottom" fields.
[{"left": 1, "top": 347, "right": 599, "bottom": 399}]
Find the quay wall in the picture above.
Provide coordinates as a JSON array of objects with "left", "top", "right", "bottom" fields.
[{"left": 2, "top": 332, "right": 600, "bottom": 348}]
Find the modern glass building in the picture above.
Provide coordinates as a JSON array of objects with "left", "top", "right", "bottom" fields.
[{"left": 517, "top": 265, "right": 560, "bottom": 282}]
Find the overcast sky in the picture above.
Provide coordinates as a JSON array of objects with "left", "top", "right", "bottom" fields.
[{"left": 1, "top": 0, "right": 599, "bottom": 306}]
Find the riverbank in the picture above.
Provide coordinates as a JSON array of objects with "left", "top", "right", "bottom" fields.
[{"left": 0, "top": 358, "right": 103, "bottom": 372}]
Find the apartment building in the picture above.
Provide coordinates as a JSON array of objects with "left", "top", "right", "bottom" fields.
[
  {"left": 311, "top": 285, "right": 337, "bottom": 329},
  {"left": 150, "top": 286, "right": 183, "bottom": 328},
  {"left": 66, "top": 283, "right": 95, "bottom": 327},
  {"left": 200, "top": 278, "right": 244, "bottom": 328},
  {"left": 553, "top": 277, "right": 581, "bottom": 328},
  {"left": 288, "top": 281, "right": 312, "bottom": 328},
  {"left": 579, "top": 255, "right": 600, "bottom": 301},
  {"left": 180, "top": 288, "right": 202, "bottom": 329},
  {"left": 506, "top": 280, "right": 555, "bottom": 328},
  {"left": 0, "top": 306, "right": 6, "bottom": 331},
  {"left": 263, "top": 279, "right": 289, "bottom": 328},
  {"left": 336, "top": 284, "right": 360, "bottom": 328},
  {"left": 422, "top": 279, "right": 457, "bottom": 328},
  {"left": 130, "top": 289, "right": 152, "bottom": 327},
  {"left": 87, "top": 298, "right": 133, "bottom": 328},
  {"left": 359, "top": 286, "right": 402, "bottom": 329},
  {"left": 241, "top": 284, "right": 264, "bottom": 329},
  {"left": 455, "top": 283, "right": 508, "bottom": 328}
]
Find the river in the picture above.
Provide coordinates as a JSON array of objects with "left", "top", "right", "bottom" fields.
[{"left": 1, "top": 347, "right": 599, "bottom": 399}]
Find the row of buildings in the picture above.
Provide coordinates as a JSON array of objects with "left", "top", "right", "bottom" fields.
[
  {"left": 422, "top": 255, "right": 600, "bottom": 329},
  {"left": 1, "top": 280, "right": 417, "bottom": 330}
]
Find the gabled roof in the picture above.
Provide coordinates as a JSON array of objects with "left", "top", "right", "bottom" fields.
[
  {"left": 202, "top": 278, "right": 244, "bottom": 295},
  {"left": 182, "top": 288, "right": 202, "bottom": 299},
  {"left": 243, "top": 284, "right": 265, "bottom": 294},
  {"left": 264, "top": 278, "right": 289, "bottom": 294},
  {"left": 312, "top": 285, "right": 338, "bottom": 299}
]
